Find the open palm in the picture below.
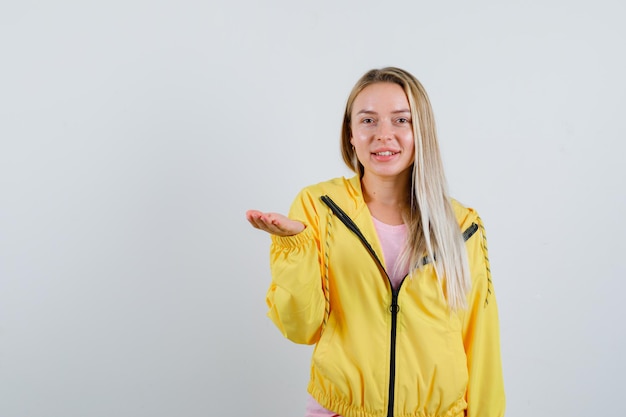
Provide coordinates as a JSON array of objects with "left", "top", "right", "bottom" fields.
[{"left": 246, "top": 210, "right": 305, "bottom": 236}]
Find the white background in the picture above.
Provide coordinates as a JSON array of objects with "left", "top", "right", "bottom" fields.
[{"left": 1, "top": 1, "right": 625, "bottom": 416}]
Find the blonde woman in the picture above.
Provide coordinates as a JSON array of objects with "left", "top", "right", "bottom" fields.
[{"left": 246, "top": 67, "right": 505, "bottom": 417}]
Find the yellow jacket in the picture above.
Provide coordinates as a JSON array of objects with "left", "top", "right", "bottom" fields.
[{"left": 267, "top": 176, "right": 505, "bottom": 417}]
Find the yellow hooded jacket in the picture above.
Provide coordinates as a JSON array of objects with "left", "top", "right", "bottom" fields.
[{"left": 267, "top": 176, "right": 505, "bottom": 417}]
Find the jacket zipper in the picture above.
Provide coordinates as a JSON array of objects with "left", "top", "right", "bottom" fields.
[
  {"left": 387, "top": 287, "right": 400, "bottom": 417},
  {"left": 319, "top": 195, "right": 478, "bottom": 417}
]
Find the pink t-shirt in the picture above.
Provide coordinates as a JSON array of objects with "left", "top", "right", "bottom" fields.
[
  {"left": 371, "top": 216, "right": 408, "bottom": 290},
  {"left": 305, "top": 217, "right": 408, "bottom": 417}
]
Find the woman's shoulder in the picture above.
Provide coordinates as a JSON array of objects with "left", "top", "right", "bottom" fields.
[
  {"left": 290, "top": 175, "right": 363, "bottom": 215},
  {"left": 450, "top": 198, "right": 480, "bottom": 230},
  {"left": 298, "top": 175, "right": 361, "bottom": 200}
]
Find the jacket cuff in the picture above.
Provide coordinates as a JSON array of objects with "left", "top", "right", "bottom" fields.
[{"left": 271, "top": 226, "right": 313, "bottom": 249}]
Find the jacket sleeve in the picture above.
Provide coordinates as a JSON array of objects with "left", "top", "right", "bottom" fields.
[
  {"left": 265, "top": 189, "right": 326, "bottom": 345},
  {"left": 462, "top": 215, "right": 506, "bottom": 417}
]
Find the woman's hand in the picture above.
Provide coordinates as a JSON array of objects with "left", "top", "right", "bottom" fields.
[{"left": 246, "top": 210, "right": 306, "bottom": 236}]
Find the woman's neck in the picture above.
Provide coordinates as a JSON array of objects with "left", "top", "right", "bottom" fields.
[{"left": 361, "top": 173, "right": 410, "bottom": 225}]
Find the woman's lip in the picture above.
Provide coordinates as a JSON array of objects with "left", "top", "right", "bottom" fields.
[{"left": 371, "top": 151, "right": 400, "bottom": 161}]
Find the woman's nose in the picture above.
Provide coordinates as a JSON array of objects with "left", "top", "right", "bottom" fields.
[{"left": 376, "top": 120, "right": 393, "bottom": 140}]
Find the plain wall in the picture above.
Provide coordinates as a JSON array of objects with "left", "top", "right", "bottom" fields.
[{"left": 1, "top": 1, "right": 625, "bottom": 416}]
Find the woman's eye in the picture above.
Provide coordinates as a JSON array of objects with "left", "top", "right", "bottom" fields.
[
  {"left": 397, "top": 118, "right": 410, "bottom": 124},
  {"left": 362, "top": 118, "right": 374, "bottom": 124}
]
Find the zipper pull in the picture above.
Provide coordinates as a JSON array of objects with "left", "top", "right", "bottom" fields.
[{"left": 389, "top": 292, "right": 400, "bottom": 313}]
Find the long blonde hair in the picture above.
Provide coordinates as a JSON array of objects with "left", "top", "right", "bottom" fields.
[{"left": 340, "top": 67, "right": 470, "bottom": 310}]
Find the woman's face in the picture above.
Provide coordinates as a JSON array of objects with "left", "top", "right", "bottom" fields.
[{"left": 350, "top": 82, "right": 415, "bottom": 181}]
